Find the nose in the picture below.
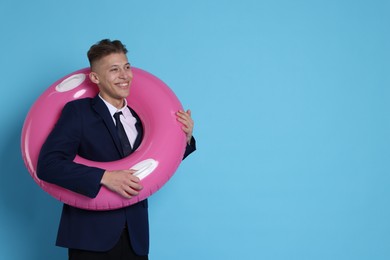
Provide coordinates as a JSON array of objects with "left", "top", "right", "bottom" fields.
[{"left": 119, "top": 68, "right": 133, "bottom": 80}]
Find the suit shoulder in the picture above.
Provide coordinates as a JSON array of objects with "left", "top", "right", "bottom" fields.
[
  {"left": 65, "top": 97, "right": 94, "bottom": 108},
  {"left": 64, "top": 98, "right": 94, "bottom": 109}
]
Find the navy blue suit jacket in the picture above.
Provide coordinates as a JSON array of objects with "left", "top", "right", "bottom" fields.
[{"left": 37, "top": 95, "right": 196, "bottom": 255}]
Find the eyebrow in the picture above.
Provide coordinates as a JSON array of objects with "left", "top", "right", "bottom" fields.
[{"left": 110, "top": 62, "right": 131, "bottom": 68}]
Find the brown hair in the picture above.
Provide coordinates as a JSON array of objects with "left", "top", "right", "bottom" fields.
[{"left": 87, "top": 39, "right": 128, "bottom": 68}]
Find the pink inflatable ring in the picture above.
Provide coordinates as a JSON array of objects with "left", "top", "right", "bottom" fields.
[{"left": 21, "top": 67, "right": 187, "bottom": 210}]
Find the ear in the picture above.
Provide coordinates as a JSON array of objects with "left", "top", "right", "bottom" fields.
[{"left": 89, "top": 72, "right": 100, "bottom": 84}]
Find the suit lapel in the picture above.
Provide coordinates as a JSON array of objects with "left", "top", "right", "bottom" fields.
[
  {"left": 91, "top": 96, "right": 124, "bottom": 157},
  {"left": 129, "top": 107, "right": 144, "bottom": 150}
]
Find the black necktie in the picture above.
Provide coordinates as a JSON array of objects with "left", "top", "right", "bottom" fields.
[{"left": 113, "top": 112, "right": 132, "bottom": 157}]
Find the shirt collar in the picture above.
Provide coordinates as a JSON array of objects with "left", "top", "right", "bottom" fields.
[{"left": 98, "top": 94, "right": 129, "bottom": 117}]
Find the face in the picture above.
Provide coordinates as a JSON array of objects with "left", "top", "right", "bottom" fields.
[{"left": 89, "top": 52, "right": 133, "bottom": 108}]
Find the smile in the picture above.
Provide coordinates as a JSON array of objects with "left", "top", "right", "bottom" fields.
[{"left": 118, "top": 82, "right": 130, "bottom": 87}]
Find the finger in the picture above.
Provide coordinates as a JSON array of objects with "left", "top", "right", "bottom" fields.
[
  {"left": 118, "top": 186, "right": 133, "bottom": 199},
  {"left": 177, "top": 117, "right": 192, "bottom": 127},
  {"left": 122, "top": 183, "right": 142, "bottom": 196},
  {"left": 186, "top": 109, "right": 191, "bottom": 117},
  {"left": 176, "top": 111, "right": 187, "bottom": 120},
  {"left": 180, "top": 123, "right": 193, "bottom": 136},
  {"left": 176, "top": 112, "right": 193, "bottom": 123},
  {"left": 127, "top": 179, "right": 143, "bottom": 191},
  {"left": 178, "top": 117, "right": 193, "bottom": 129},
  {"left": 127, "top": 173, "right": 140, "bottom": 182},
  {"left": 128, "top": 169, "right": 138, "bottom": 174},
  {"left": 176, "top": 110, "right": 191, "bottom": 118}
]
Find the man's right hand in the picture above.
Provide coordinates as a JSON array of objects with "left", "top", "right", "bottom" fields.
[{"left": 100, "top": 169, "right": 143, "bottom": 198}]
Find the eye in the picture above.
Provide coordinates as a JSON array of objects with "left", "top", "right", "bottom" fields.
[
  {"left": 125, "top": 64, "right": 131, "bottom": 70},
  {"left": 110, "top": 67, "right": 119, "bottom": 72}
]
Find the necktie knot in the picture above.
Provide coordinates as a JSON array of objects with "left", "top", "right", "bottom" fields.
[{"left": 113, "top": 112, "right": 123, "bottom": 124}]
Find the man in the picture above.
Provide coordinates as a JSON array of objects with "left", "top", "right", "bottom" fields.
[{"left": 37, "top": 39, "right": 196, "bottom": 260}]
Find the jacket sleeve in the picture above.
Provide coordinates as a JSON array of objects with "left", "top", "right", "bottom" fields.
[
  {"left": 37, "top": 102, "right": 105, "bottom": 198},
  {"left": 183, "top": 136, "right": 196, "bottom": 159}
]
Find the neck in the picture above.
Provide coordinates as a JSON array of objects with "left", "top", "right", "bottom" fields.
[{"left": 99, "top": 94, "right": 126, "bottom": 109}]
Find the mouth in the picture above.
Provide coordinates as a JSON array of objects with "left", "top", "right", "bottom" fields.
[{"left": 117, "top": 82, "right": 130, "bottom": 88}]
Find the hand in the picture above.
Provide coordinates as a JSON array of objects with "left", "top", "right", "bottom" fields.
[
  {"left": 100, "top": 169, "right": 143, "bottom": 199},
  {"left": 176, "top": 109, "right": 194, "bottom": 144}
]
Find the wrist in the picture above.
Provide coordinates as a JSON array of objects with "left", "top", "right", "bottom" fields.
[{"left": 100, "top": 170, "right": 111, "bottom": 186}]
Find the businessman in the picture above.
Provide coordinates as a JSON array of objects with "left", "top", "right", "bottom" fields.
[{"left": 37, "top": 39, "right": 196, "bottom": 260}]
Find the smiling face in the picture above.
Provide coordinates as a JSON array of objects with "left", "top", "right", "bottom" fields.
[{"left": 89, "top": 52, "right": 133, "bottom": 109}]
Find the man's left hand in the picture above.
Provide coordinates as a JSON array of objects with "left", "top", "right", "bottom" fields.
[{"left": 176, "top": 109, "right": 194, "bottom": 144}]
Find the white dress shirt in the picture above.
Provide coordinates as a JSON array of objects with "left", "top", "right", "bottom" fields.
[{"left": 99, "top": 95, "right": 138, "bottom": 147}]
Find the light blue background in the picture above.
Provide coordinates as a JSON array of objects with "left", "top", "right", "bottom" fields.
[{"left": 1, "top": 0, "right": 389, "bottom": 259}]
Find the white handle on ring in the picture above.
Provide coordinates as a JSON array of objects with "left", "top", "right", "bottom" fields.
[
  {"left": 55, "top": 73, "right": 86, "bottom": 92},
  {"left": 131, "top": 159, "right": 158, "bottom": 180}
]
